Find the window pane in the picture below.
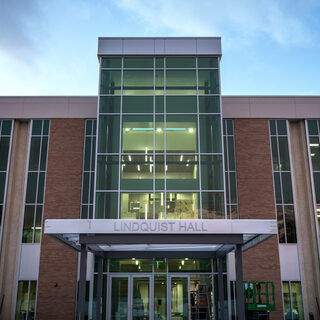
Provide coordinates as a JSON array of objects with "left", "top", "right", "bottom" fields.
[
  {"left": 22, "top": 205, "right": 35, "bottom": 243},
  {"left": 202, "top": 192, "right": 225, "bottom": 219},
  {"left": 199, "top": 115, "right": 221, "bottom": 153},
  {"left": 269, "top": 120, "right": 276, "bottom": 135},
  {"left": 166, "top": 155, "right": 199, "bottom": 190},
  {"left": 99, "top": 96, "right": 121, "bottom": 113},
  {"left": 166, "top": 96, "right": 197, "bottom": 113},
  {"left": 166, "top": 192, "right": 199, "bottom": 219},
  {"left": 284, "top": 205, "right": 297, "bottom": 243},
  {"left": 34, "top": 205, "right": 43, "bottom": 242},
  {"left": 123, "top": 70, "right": 153, "bottom": 94},
  {"left": 282, "top": 282, "right": 291, "bottom": 320},
  {"left": 155, "top": 115, "right": 164, "bottom": 153},
  {"left": 0, "top": 173, "right": 5, "bottom": 202},
  {"left": 98, "top": 115, "right": 120, "bottom": 153},
  {"left": 271, "top": 137, "right": 279, "bottom": 171},
  {"left": 168, "top": 259, "right": 211, "bottom": 272},
  {"left": 0, "top": 137, "right": 10, "bottom": 170},
  {"left": 282, "top": 172, "right": 293, "bottom": 203},
  {"left": 122, "top": 96, "right": 153, "bottom": 113},
  {"left": 155, "top": 155, "right": 164, "bottom": 190},
  {"left": 290, "top": 282, "right": 304, "bottom": 320},
  {"left": 120, "top": 193, "right": 153, "bottom": 219},
  {"left": 109, "top": 259, "right": 153, "bottom": 272},
  {"left": 199, "top": 96, "right": 220, "bottom": 113},
  {"left": 314, "top": 172, "right": 320, "bottom": 203},
  {"left": 84, "top": 137, "right": 92, "bottom": 171},
  {"left": 166, "top": 115, "right": 197, "bottom": 153},
  {"left": 227, "top": 136, "right": 235, "bottom": 171},
  {"left": 310, "top": 137, "right": 320, "bottom": 171},
  {"left": 95, "top": 192, "right": 118, "bottom": 219},
  {"left": 100, "top": 70, "right": 121, "bottom": 94},
  {"left": 155, "top": 70, "right": 164, "bottom": 94},
  {"left": 155, "top": 96, "right": 164, "bottom": 113},
  {"left": 277, "top": 205, "right": 285, "bottom": 243},
  {"left": 155, "top": 192, "right": 165, "bottom": 219},
  {"left": 198, "top": 57, "right": 218, "bottom": 68},
  {"left": 97, "top": 155, "right": 119, "bottom": 190},
  {"left": 26, "top": 172, "right": 38, "bottom": 203},
  {"left": 166, "top": 70, "right": 196, "bottom": 94},
  {"left": 156, "top": 57, "right": 164, "bottom": 68},
  {"left": 308, "top": 120, "right": 318, "bottom": 135},
  {"left": 278, "top": 137, "right": 290, "bottom": 171},
  {"left": 122, "top": 115, "right": 153, "bottom": 153},
  {"left": 198, "top": 70, "right": 219, "bottom": 94},
  {"left": 124, "top": 57, "right": 153, "bottom": 68},
  {"left": 1, "top": 120, "right": 12, "bottom": 135},
  {"left": 154, "top": 276, "right": 167, "bottom": 320},
  {"left": 274, "top": 172, "right": 282, "bottom": 204},
  {"left": 15, "top": 281, "right": 30, "bottom": 319},
  {"left": 101, "top": 57, "right": 122, "bottom": 68},
  {"left": 200, "top": 155, "right": 223, "bottom": 190},
  {"left": 37, "top": 172, "right": 45, "bottom": 203},
  {"left": 32, "top": 120, "right": 42, "bottom": 135},
  {"left": 277, "top": 120, "right": 287, "bottom": 135},
  {"left": 28, "top": 137, "right": 41, "bottom": 171},
  {"left": 39, "top": 136, "right": 48, "bottom": 171},
  {"left": 166, "top": 57, "right": 196, "bottom": 68}
]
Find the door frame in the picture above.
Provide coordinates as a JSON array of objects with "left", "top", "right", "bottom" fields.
[{"left": 107, "top": 274, "right": 153, "bottom": 320}]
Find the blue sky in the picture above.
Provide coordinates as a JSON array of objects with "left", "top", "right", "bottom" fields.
[{"left": 0, "top": 0, "right": 320, "bottom": 96}]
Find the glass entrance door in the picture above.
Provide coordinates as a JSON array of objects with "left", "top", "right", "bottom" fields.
[
  {"left": 110, "top": 275, "right": 151, "bottom": 320},
  {"left": 170, "top": 276, "right": 189, "bottom": 320}
]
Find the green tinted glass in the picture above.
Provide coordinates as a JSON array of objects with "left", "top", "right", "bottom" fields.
[
  {"left": 155, "top": 70, "right": 164, "bottom": 94},
  {"left": 277, "top": 120, "right": 287, "bottom": 135},
  {"left": 154, "top": 276, "right": 166, "bottom": 320},
  {"left": 155, "top": 96, "right": 164, "bottom": 113},
  {"left": 198, "top": 70, "right": 219, "bottom": 94},
  {"left": 166, "top": 115, "right": 197, "bottom": 153},
  {"left": 166, "top": 70, "right": 196, "bottom": 94},
  {"left": 156, "top": 57, "right": 164, "bottom": 68},
  {"left": 109, "top": 259, "right": 153, "bottom": 272},
  {"left": 101, "top": 57, "right": 122, "bottom": 68},
  {"left": 199, "top": 96, "right": 220, "bottom": 113},
  {"left": 155, "top": 192, "right": 165, "bottom": 219},
  {"left": 155, "top": 115, "right": 164, "bottom": 152},
  {"left": 124, "top": 57, "right": 153, "bottom": 68},
  {"left": 168, "top": 259, "right": 211, "bottom": 272},
  {"left": 0, "top": 137, "right": 10, "bottom": 170},
  {"left": 122, "top": 115, "right": 153, "bottom": 153},
  {"left": 201, "top": 155, "right": 223, "bottom": 190},
  {"left": 310, "top": 137, "right": 320, "bottom": 171},
  {"left": 308, "top": 120, "right": 318, "bottom": 135},
  {"left": 202, "top": 192, "right": 225, "bottom": 219},
  {"left": 99, "top": 96, "right": 121, "bottom": 113},
  {"left": 199, "top": 115, "right": 221, "bottom": 153},
  {"left": 100, "top": 70, "right": 121, "bottom": 94},
  {"left": 96, "top": 155, "right": 119, "bottom": 190},
  {"left": 166, "top": 57, "right": 196, "bottom": 68},
  {"left": 1, "top": 120, "right": 12, "bottom": 135},
  {"left": 95, "top": 192, "right": 118, "bottom": 218},
  {"left": 155, "top": 156, "right": 165, "bottom": 190},
  {"left": 123, "top": 70, "right": 153, "bottom": 94},
  {"left": 98, "top": 115, "right": 120, "bottom": 153},
  {"left": 166, "top": 193, "right": 199, "bottom": 219},
  {"left": 166, "top": 96, "right": 197, "bottom": 113},
  {"left": 122, "top": 96, "right": 153, "bottom": 113},
  {"left": 198, "top": 57, "right": 218, "bottom": 68},
  {"left": 120, "top": 193, "right": 153, "bottom": 219}
]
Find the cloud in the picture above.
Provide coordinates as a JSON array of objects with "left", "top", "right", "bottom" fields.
[
  {"left": 114, "top": 0, "right": 313, "bottom": 46},
  {"left": 0, "top": 0, "right": 43, "bottom": 61}
]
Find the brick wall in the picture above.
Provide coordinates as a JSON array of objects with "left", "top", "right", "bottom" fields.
[
  {"left": 234, "top": 119, "right": 283, "bottom": 319},
  {"left": 37, "top": 119, "right": 84, "bottom": 320}
]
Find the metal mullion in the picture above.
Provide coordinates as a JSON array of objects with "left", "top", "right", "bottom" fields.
[
  {"left": 117, "top": 57, "right": 124, "bottom": 219},
  {"left": 153, "top": 57, "right": 156, "bottom": 219},
  {"left": 164, "top": 57, "right": 167, "bottom": 219},
  {"left": 196, "top": 57, "right": 203, "bottom": 219}
]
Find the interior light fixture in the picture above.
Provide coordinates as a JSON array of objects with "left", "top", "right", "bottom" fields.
[
  {"left": 188, "top": 128, "right": 194, "bottom": 133},
  {"left": 166, "top": 165, "right": 168, "bottom": 171},
  {"left": 125, "top": 128, "right": 130, "bottom": 132},
  {"left": 181, "top": 260, "right": 185, "bottom": 266},
  {"left": 149, "top": 164, "right": 153, "bottom": 173},
  {"left": 137, "top": 165, "right": 141, "bottom": 171},
  {"left": 157, "top": 128, "right": 162, "bottom": 132},
  {"left": 311, "top": 153, "right": 315, "bottom": 156},
  {"left": 145, "top": 203, "right": 148, "bottom": 219},
  {"left": 310, "top": 143, "right": 319, "bottom": 147},
  {"left": 170, "top": 193, "right": 172, "bottom": 201},
  {"left": 161, "top": 192, "right": 164, "bottom": 206},
  {"left": 180, "top": 155, "right": 183, "bottom": 162},
  {"left": 128, "top": 155, "right": 132, "bottom": 162}
]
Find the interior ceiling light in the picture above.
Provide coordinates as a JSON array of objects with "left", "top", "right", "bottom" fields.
[
  {"left": 125, "top": 128, "right": 130, "bottom": 131},
  {"left": 188, "top": 128, "right": 194, "bottom": 133},
  {"left": 157, "top": 128, "right": 162, "bottom": 132}
]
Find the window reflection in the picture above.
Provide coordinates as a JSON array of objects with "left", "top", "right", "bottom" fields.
[
  {"left": 120, "top": 193, "right": 153, "bottom": 219},
  {"left": 166, "top": 193, "right": 199, "bottom": 219}
]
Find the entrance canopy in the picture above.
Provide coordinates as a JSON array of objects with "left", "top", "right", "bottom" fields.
[{"left": 44, "top": 219, "right": 277, "bottom": 258}]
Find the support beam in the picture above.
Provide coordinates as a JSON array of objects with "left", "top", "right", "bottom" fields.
[
  {"left": 78, "top": 244, "right": 87, "bottom": 320},
  {"left": 218, "top": 258, "right": 225, "bottom": 320},
  {"left": 96, "top": 256, "right": 103, "bottom": 320},
  {"left": 235, "top": 244, "right": 245, "bottom": 320}
]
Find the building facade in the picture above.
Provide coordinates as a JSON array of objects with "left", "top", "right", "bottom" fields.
[{"left": 0, "top": 37, "right": 319, "bottom": 320}]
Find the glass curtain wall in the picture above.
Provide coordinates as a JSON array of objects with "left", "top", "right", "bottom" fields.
[
  {"left": 269, "top": 120, "right": 297, "bottom": 243},
  {"left": 0, "top": 120, "right": 13, "bottom": 243},
  {"left": 81, "top": 120, "right": 97, "bottom": 219},
  {"left": 223, "top": 120, "right": 238, "bottom": 219},
  {"left": 15, "top": 280, "right": 37, "bottom": 320},
  {"left": 282, "top": 281, "right": 304, "bottom": 320},
  {"left": 22, "top": 120, "right": 50, "bottom": 243},
  {"left": 96, "top": 56, "right": 225, "bottom": 219},
  {"left": 306, "top": 120, "right": 320, "bottom": 239}
]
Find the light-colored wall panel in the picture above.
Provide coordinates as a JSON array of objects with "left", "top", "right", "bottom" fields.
[{"left": 279, "top": 244, "right": 301, "bottom": 280}]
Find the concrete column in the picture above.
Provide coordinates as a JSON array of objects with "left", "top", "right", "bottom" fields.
[
  {"left": 0, "top": 120, "right": 30, "bottom": 319},
  {"left": 289, "top": 120, "right": 320, "bottom": 319},
  {"left": 235, "top": 245, "right": 245, "bottom": 320}
]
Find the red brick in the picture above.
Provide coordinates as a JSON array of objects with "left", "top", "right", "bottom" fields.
[
  {"left": 234, "top": 119, "right": 283, "bottom": 319},
  {"left": 37, "top": 119, "right": 85, "bottom": 320}
]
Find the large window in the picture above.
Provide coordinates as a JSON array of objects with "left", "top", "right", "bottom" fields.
[
  {"left": 282, "top": 281, "right": 304, "bottom": 320},
  {"left": 306, "top": 120, "right": 320, "bottom": 237},
  {"left": 15, "top": 280, "right": 37, "bottom": 320},
  {"left": 22, "top": 120, "right": 50, "bottom": 243},
  {"left": 269, "top": 120, "right": 297, "bottom": 243},
  {"left": 0, "top": 120, "right": 13, "bottom": 243},
  {"left": 96, "top": 56, "right": 224, "bottom": 219}
]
